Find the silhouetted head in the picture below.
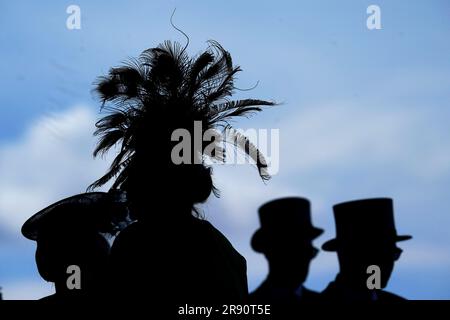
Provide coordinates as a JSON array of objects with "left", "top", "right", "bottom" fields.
[
  {"left": 35, "top": 228, "right": 110, "bottom": 293},
  {"left": 322, "top": 198, "right": 412, "bottom": 289},
  {"left": 121, "top": 152, "right": 214, "bottom": 220},
  {"left": 333, "top": 243, "right": 403, "bottom": 289},
  {"left": 251, "top": 197, "right": 323, "bottom": 288},
  {"left": 22, "top": 192, "right": 127, "bottom": 297}
]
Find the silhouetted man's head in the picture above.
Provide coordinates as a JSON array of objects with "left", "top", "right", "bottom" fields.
[
  {"left": 322, "top": 198, "right": 411, "bottom": 289},
  {"left": 22, "top": 192, "right": 127, "bottom": 297},
  {"left": 333, "top": 243, "right": 403, "bottom": 288},
  {"left": 35, "top": 228, "right": 110, "bottom": 291},
  {"left": 263, "top": 238, "right": 319, "bottom": 287},
  {"left": 251, "top": 197, "right": 323, "bottom": 288}
]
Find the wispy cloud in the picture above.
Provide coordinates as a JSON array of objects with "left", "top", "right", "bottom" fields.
[
  {"left": 0, "top": 106, "right": 111, "bottom": 237},
  {"left": 280, "top": 102, "right": 450, "bottom": 180}
]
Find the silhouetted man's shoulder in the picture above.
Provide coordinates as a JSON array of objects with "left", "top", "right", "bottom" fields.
[
  {"left": 302, "top": 287, "right": 321, "bottom": 301},
  {"left": 39, "top": 294, "right": 58, "bottom": 302},
  {"left": 321, "top": 281, "right": 407, "bottom": 302},
  {"left": 250, "top": 281, "right": 321, "bottom": 304},
  {"left": 377, "top": 290, "right": 407, "bottom": 302}
]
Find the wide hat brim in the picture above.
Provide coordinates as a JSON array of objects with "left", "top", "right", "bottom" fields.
[
  {"left": 21, "top": 191, "right": 127, "bottom": 241},
  {"left": 321, "top": 234, "right": 413, "bottom": 252},
  {"left": 251, "top": 227, "right": 324, "bottom": 253}
]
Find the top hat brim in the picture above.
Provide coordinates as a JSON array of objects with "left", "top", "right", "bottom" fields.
[
  {"left": 21, "top": 192, "right": 127, "bottom": 241},
  {"left": 251, "top": 227, "right": 324, "bottom": 253},
  {"left": 321, "top": 234, "right": 413, "bottom": 252}
]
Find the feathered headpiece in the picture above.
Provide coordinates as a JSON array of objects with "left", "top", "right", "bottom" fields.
[{"left": 88, "top": 40, "right": 275, "bottom": 192}]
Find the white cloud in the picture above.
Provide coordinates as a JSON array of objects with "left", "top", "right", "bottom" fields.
[
  {"left": 0, "top": 106, "right": 111, "bottom": 236},
  {"left": 279, "top": 103, "right": 450, "bottom": 180}
]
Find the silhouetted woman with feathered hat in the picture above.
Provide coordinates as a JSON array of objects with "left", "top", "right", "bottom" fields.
[{"left": 89, "top": 40, "right": 275, "bottom": 303}]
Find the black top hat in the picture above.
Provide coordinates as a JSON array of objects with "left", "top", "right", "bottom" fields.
[
  {"left": 321, "top": 198, "right": 412, "bottom": 252},
  {"left": 251, "top": 197, "right": 324, "bottom": 253},
  {"left": 21, "top": 191, "right": 128, "bottom": 241}
]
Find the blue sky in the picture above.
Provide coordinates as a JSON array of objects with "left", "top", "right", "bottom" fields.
[{"left": 0, "top": 0, "right": 449, "bottom": 299}]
